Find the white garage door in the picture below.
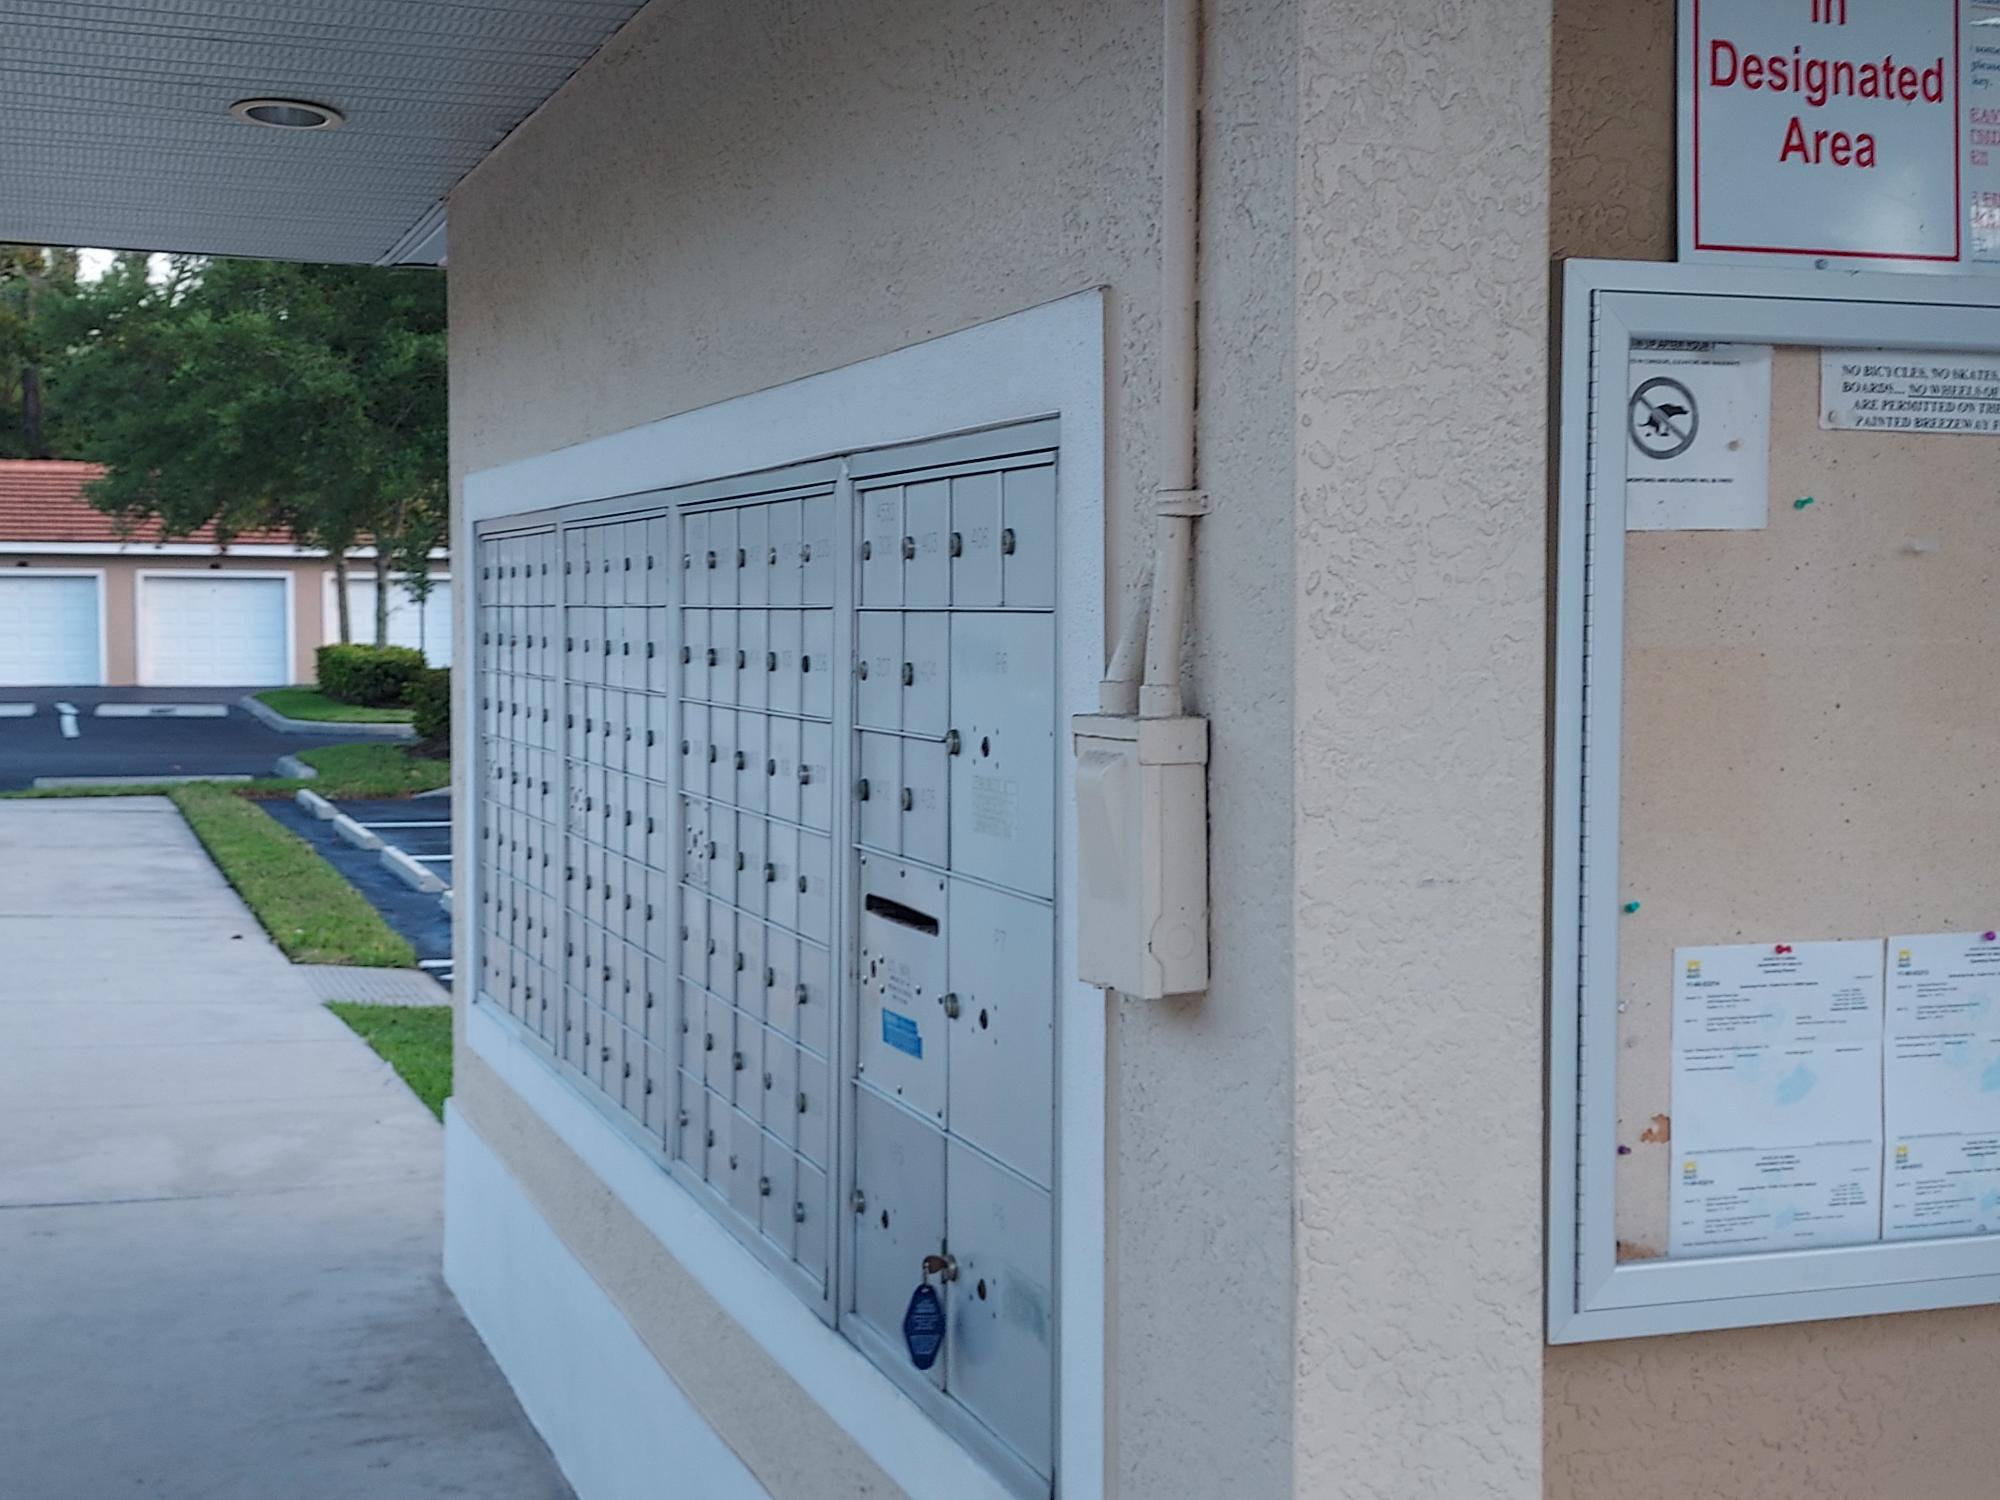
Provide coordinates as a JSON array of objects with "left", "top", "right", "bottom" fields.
[
  {"left": 329, "top": 574, "right": 453, "bottom": 666},
  {"left": 0, "top": 574, "right": 102, "bottom": 685},
  {"left": 141, "top": 576, "right": 290, "bottom": 686}
]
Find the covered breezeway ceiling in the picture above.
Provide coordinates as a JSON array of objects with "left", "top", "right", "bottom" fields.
[{"left": 0, "top": 0, "right": 648, "bottom": 265}]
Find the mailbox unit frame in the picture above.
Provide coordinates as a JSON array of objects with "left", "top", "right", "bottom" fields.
[{"left": 459, "top": 292, "right": 1106, "bottom": 1500}]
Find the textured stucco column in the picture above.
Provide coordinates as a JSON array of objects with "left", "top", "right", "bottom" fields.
[{"left": 1291, "top": 2, "right": 1551, "bottom": 1495}]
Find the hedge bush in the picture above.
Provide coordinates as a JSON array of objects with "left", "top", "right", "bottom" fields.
[
  {"left": 317, "top": 644, "right": 427, "bottom": 707},
  {"left": 409, "top": 667, "right": 451, "bottom": 743}
]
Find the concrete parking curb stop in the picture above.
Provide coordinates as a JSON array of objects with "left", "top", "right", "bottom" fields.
[
  {"left": 240, "top": 694, "right": 417, "bottom": 740},
  {"left": 330, "top": 813, "right": 382, "bottom": 851},
  {"left": 274, "top": 754, "right": 319, "bottom": 780},
  {"left": 438, "top": 888, "right": 454, "bottom": 917},
  {"left": 381, "top": 844, "right": 447, "bottom": 895},
  {"left": 295, "top": 788, "right": 337, "bottom": 819}
]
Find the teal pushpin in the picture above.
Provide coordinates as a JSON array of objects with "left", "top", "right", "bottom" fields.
[
  {"left": 1793, "top": 496, "right": 1815, "bottom": 510},
  {"left": 1623, "top": 901, "right": 1641, "bottom": 915}
]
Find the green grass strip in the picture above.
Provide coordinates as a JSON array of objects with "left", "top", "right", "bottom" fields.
[
  {"left": 326, "top": 1003, "right": 452, "bottom": 1120},
  {"left": 256, "top": 686, "right": 413, "bottom": 724},
  {"left": 0, "top": 742, "right": 449, "bottom": 803},
  {"left": 171, "top": 783, "right": 416, "bottom": 968}
]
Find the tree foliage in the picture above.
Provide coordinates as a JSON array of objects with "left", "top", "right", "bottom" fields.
[
  {"left": 0, "top": 245, "right": 80, "bottom": 458},
  {"left": 45, "top": 255, "right": 447, "bottom": 638}
]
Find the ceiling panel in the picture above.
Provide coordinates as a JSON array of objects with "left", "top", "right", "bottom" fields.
[{"left": 0, "top": 0, "right": 647, "bottom": 264}]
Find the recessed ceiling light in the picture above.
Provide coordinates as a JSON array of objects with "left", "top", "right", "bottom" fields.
[{"left": 229, "top": 98, "right": 344, "bottom": 131}]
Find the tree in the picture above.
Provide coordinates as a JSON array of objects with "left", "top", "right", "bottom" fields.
[
  {"left": 47, "top": 256, "right": 447, "bottom": 646},
  {"left": 0, "top": 245, "right": 81, "bottom": 458}
]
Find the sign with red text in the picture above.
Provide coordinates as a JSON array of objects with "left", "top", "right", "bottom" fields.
[{"left": 1679, "top": 0, "right": 2000, "bottom": 273}]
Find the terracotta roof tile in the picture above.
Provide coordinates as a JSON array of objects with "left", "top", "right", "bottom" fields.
[{"left": 0, "top": 460, "right": 298, "bottom": 547}]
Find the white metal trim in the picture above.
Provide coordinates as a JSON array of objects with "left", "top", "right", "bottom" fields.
[
  {"left": 1549, "top": 259, "right": 2000, "bottom": 1344},
  {"left": 465, "top": 1002, "right": 1012, "bottom": 1500},
  {"left": 0, "top": 541, "right": 446, "bottom": 560},
  {"left": 135, "top": 568, "right": 297, "bottom": 687},
  {"left": 459, "top": 289, "right": 1108, "bottom": 1491}
]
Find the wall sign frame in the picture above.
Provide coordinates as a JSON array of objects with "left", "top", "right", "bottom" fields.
[{"left": 1549, "top": 259, "right": 2000, "bottom": 1342}]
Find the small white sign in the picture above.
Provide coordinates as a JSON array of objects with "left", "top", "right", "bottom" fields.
[
  {"left": 1626, "top": 340, "right": 1773, "bottom": 531},
  {"left": 1679, "top": 0, "right": 2000, "bottom": 274},
  {"left": 1821, "top": 348, "right": 2000, "bottom": 432}
]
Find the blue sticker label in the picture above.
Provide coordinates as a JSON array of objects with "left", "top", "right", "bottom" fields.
[
  {"left": 882, "top": 1009, "right": 923, "bottom": 1059},
  {"left": 904, "top": 1282, "right": 945, "bottom": 1370}
]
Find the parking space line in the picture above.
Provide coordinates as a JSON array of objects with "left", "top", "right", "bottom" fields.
[
  {"left": 408, "top": 854, "right": 453, "bottom": 864},
  {"left": 0, "top": 704, "right": 35, "bottom": 718},
  {"left": 94, "top": 704, "right": 230, "bottom": 719},
  {"left": 357, "top": 820, "right": 452, "bottom": 830},
  {"left": 54, "top": 702, "right": 78, "bottom": 739}
]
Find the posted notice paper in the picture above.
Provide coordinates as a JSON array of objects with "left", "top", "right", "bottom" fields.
[
  {"left": 1625, "top": 340, "right": 1772, "bottom": 532},
  {"left": 1885, "top": 933, "right": 2000, "bottom": 1241},
  {"left": 1669, "top": 940, "right": 1885, "bottom": 1258}
]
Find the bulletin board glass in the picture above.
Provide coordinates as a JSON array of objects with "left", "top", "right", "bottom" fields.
[{"left": 1549, "top": 261, "right": 2000, "bottom": 1343}]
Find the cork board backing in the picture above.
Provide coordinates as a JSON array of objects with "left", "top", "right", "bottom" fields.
[{"left": 1613, "top": 345, "right": 2000, "bottom": 1257}]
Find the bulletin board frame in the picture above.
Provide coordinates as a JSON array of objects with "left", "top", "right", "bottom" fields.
[{"left": 1549, "top": 259, "right": 2000, "bottom": 1343}]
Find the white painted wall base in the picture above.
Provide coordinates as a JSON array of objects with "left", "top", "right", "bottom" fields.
[{"left": 442, "top": 1105, "right": 771, "bottom": 1500}]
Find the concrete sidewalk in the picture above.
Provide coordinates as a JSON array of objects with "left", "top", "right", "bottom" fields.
[{"left": 0, "top": 798, "right": 569, "bottom": 1499}]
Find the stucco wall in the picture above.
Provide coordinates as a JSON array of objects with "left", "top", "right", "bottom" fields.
[
  {"left": 1290, "top": 1, "right": 1551, "bottom": 1497},
  {"left": 445, "top": 0, "right": 1298, "bottom": 1494},
  {"left": 1542, "top": 4, "right": 2000, "bottom": 1496}
]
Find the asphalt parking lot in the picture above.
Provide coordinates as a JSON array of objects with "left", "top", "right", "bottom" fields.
[
  {"left": 263, "top": 796, "right": 455, "bottom": 983},
  {"left": 0, "top": 688, "right": 384, "bottom": 792}
]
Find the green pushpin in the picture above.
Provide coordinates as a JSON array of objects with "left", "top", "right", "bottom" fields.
[
  {"left": 1623, "top": 901, "right": 1641, "bottom": 915},
  {"left": 1793, "top": 496, "right": 1816, "bottom": 510}
]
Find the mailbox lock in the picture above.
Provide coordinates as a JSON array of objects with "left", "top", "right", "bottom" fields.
[
  {"left": 921, "top": 1253, "right": 960, "bottom": 1284},
  {"left": 734, "top": 750, "right": 747, "bottom": 771},
  {"left": 900, "top": 787, "right": 914, "bottom": 812},
  {"left": 901, "top": 535, "right": 916, "bottom": 561},
  {"left": 857, "top": 660, "right": 869, "bottom": 681},
  {"left": 856, "top": 778, "right": 871, "bottom": 801},
  {"left": 796, "top": 982, "right": 810, "bottom": 1006},
  {"left": 861, "top": 539, "right": 873, "bottom": 561},
  {"left": 732, "top": 1050, "right": 745, "bottom": 1071},
  {"left": 901, "top": 661, "right": 915, "bottom": 686},
  {"left": 851, "top": 1189, "right": 867, "bottom": 1214},
  {"left": 798, "top": 765, "right": 812, "bottom": 786},
  {"left": 794, "top": 1202, "right": 808, "bottom": 1224},
  {"left": 949, "top": 531, "right": 963, "bottom": 557},
  {"left": 764, "top": 863, "right": 777, "bottom": 884},
  {"left": 941, "top": 991, "right": 961, "bottom": 1019},
  {"left": 759, "top": 1175, "right": 771, "bottom": 1197},
  {"left": 946, "top": 729, "right": 961, "bottom": 756},
  {"left": 1001, "top": 527, "right": 1017, "bottom": 555}
]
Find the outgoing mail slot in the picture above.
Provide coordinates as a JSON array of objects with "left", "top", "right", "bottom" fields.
[
  {"left": 857, "top": 856, "right": 948, "bottom": 1124},
  {"left": 852, "top": 1087, "right": 945, "bottom": 1383},
  {"left": 948, "top": 612, "right": 1056, "bottom": 898},
  {"left": 945, "top": 1141, "right": 1054, "bottom": 1476}
]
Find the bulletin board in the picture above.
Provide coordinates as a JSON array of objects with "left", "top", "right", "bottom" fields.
[{"left": 1549, "top": 260, "right": 2000, "bottom": 1343}]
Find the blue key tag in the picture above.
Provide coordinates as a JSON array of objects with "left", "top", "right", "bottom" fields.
[{"left": 903, "top": 1280, "right": 946, "bottom": 1370}]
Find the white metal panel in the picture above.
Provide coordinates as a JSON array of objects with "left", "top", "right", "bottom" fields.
[
  {"left": 945, "top": 1143, "right": 1055, "bottom": 1478},
  {"left": 947, "top": 613, "right": 1056, "bottom": 898},
  {"left": 141, "top": 574, "right": 289, "bottom": 686},
  {"left": 0, "top": 574, "right": 101, "bottom": 685},
  {"left": 947, "top": 881, "right": 1055, "bottom": 1188},
  {"left": 852, "top": 1088, "right": 945, "bottom": 1384}
]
